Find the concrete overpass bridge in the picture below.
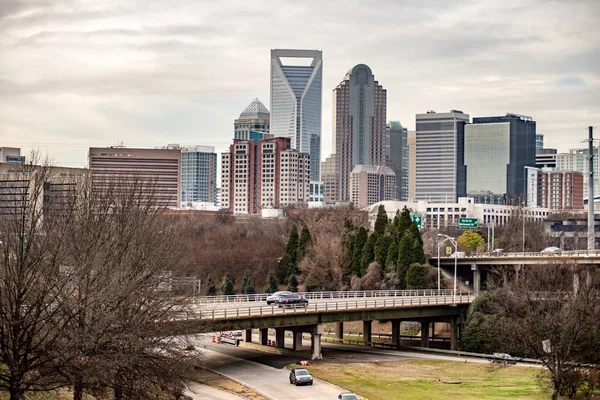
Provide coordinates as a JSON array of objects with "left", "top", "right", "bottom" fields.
[
  {"left": 431, "top": 250, "right": 600, "bottom": 293},
  {"left": 183, "top": 290, "right": 474, "bottom": 359}
]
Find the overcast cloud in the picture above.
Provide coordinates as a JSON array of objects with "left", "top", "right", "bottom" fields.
[{"left": 1, "top": 0, "right": 599, "bottom": 168}]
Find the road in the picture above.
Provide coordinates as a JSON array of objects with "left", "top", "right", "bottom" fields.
[{"left": 186, "top": 382, "right": 245, "bottom": 400}]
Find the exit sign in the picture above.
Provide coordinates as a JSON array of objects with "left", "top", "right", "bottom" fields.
[{"left": 459, "top": 218, "right": 478, "bottom": 228}]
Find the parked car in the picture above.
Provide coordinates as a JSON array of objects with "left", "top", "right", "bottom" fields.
[
  {"left": 489, "top": 352, "right": 518, "bottom": 365},
  {"left": 276, "top": 292, "right": 309, "bottom": 308},
  {"left": 266, "top": 291, "right": 292, "bottom": 305},
  {"left": 289, "top": 368, "right": 313, "bottom": 386},
  {"left": 338, "top": 393, "right": 360, "bottom": 400},
  {"left": 541, "top": 246, "right": 561, "bottom": 255},
  {"left": 449, "top": 251, "right": 466, "bottom": 258}
]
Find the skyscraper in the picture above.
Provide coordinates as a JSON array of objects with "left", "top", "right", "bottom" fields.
[
  {"left": 464, "top": 113, "right": 536, "bottom": 203},
  {"left": 556, "top": 148, "right": 600, "bottom": 200},
  {"left": 321, "top": 64, "right": 388, "bottom": 204},
  {"left": 270, "top": 49, "right": 322, "bottom": 181},
  {"left": 234, "top": 98, "right": 271, "bottom": 141},
  {"left": 415, "top": 110, "right": 469, "bottom": 203},
  {"left": 179, "top": 146, "right": 217, "bottom": 204},
  {"left": 387, "top": 121, "right": 408, "bottom": 200},
  {"left": 536, "top": 134, "right": 544, "bottom": 150}
]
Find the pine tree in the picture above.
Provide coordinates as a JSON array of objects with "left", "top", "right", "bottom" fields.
[
  {"left": 221, "top": 273, "right": 234, "bottom": 295},
  {"left": 395, "top": 206, "right": 413, "bottom": 240},
  {"left": 287, "top": 274, "right": 298, "bottom": 292},
  {"left": 360, "top": 234, "right": 377, "bottom": 276},
  {"left": 408, "top": 221, "right": 424, "bottom": 246},
  {"left": 297, "top": 226, "right": 312, "bottom": 262},
  {"left": 385, "top": 241, "right": 398, "bottom": 272},
  {"left": 374, "top": 205, "right": 389, "bottom": 236},
  {"left": 374, "top": 235, "right": 392, "bottom": 266},
  {"left": 413, "top": 239, "right": 427, "bottom": 265},
  {"left": 352, "top": 227, "right": 368, "bottom": 276},
  {"left": 241, "top": 270, "right": 255, "bottom": 294},
  {"left": 396, "top": 234, "right": 415, "bottom": 289},
  {"left": 406, "top": 263, "right": 426, "bottom": 289},
  {"left": 286, "top": 225, "right": 299, "bottom": 265},
  {"left": 205, "top": 274, "right": 216, "bottom": 296},
  {"left": 264, "top": 272, "right": 279, "bottom": 294},
  {"left": 277, "top": 254, "right": 291, "bottom": 284}
]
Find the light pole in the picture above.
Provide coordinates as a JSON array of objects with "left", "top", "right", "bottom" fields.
[
  {"left": 522, "top": 201, "right": 526, "bottom": 254},
  {"left": 437, "top": 234, "right": 458, "bottom": 301}
]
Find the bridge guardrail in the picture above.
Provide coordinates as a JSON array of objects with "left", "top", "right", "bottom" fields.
[
  {"left": 437, "top": 249, "right": 600, "bottom": 259},
  {"left": 195, "top": 289, "right": 459, "bottom": 305},
  {"left": 196, "top": 293, "right": 476, "bottom": 320}
]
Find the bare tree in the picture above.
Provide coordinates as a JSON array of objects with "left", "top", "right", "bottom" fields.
[{"left": 299, "top": 234, "right": 347, "bottom": 291}]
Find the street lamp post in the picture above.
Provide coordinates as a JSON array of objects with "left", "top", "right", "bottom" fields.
[{"left": 437, "top": 234, "right": 458, "bottom": 302}]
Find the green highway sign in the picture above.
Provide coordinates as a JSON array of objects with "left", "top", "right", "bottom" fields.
[
  {"left": 410, "top": 213, "right": 422, "bottom": 229},
  {"left": 459, "top": 217, "right": 478, "bottom": 228}
]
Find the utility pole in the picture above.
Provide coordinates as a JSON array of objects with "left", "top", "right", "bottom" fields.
[{"left": 588, "top": 126, "right": 595, "bottom": 250}]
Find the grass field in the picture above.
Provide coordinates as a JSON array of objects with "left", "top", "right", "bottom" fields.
[{"left": 304, "top": 359, "right": 553, "bottom": 400}]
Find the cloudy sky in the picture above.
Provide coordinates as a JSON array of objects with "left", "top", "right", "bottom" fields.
[{"left": 1, "top": 0, "right": 599, "bottom": 169}]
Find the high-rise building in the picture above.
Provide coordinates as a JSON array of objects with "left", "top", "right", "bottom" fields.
[
  {"left": 387, "top": 121, "right": 408, "bottom": 200},
  {"left": 536, "top": 134, "right": 544, "bottom": 150},
  {"left": 88, "top": 147, "right": 181, "bottom": 208},
  {"left": 464, "top": 113, "right": 536, "bottom": 203},
  {"left": 415, "top": 110, "right": 469, "bottom": 203},
  {"left": 0, "top": 147, "right": 25, "bottom": 164},
  {"left": 556, "top": 148, "right": 600, "bottom": 200},
  {"left": 270, "top": 49, "right": 322, "bottom": 181},
  {"left": 234, "top": 98, "right": 271, "bottom": 141},
  {"left": 178, "top": 145, "right": 217, "bottom": 204},
  {"left": 349, "top": 165, "right": 396, "bottom": 209},
  {"left": 536, "top": 148, "right": 557, "bottom": 169},
  {"left": 220, "top": 137, "right": 309, "bottom": 214},
  {"left": 526, "top": 167, "right": 584, "bottom": 210},
  {"left": 407, "top": 130, "right": 416, "bottom": 201},
  {"left": 321, "top": 64, "right": 387, "bottom": 204}
]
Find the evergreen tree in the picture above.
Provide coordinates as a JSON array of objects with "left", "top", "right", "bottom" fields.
[
  {"left": 408, "top": 221, "right": 423, "bottom": 246},
  {"left": 360, "top": 234, "right": 377, "bottom": 276},
  {"left": 374, "top": 205, "right": 389, "bottom": 236},
  {"left": 221, "top": 273, "right": 234, "bottom": 295},
  {"left": 276, "top": 254, "right": 292, "bottom": 284},
  {"left": 374, "top": 235, "right": 392, "bottom": 266},
  {"left": 205, "top": 274, "right": 216, "bottom": 296},
  {"left": 385, "top": 241, "right": 398, "bottom": 272},
  {"left": 395, "top": 206, "right": 413, "bottom": 240},
  {"left": 405, "top": 263, "right": 426, "bottom": 289},
  {"left": 351, "top": 227, "right": 368, "bottom": 276},
  {"left": 344, "top": 232, "right": 356, "bottom": 277},
  {"left": 287, "top": 274, "right": 298, "bottom": 292},
  {"left": 413, "top": 239, "right": 427, "bottom": 265},
  {"left": 392, "top": 210, "right": 401, "bottom": 228},
  {"left": 241, "top": 270, "right": 255, "bottom": 294},
  {"left": 264, "top": 272, "right": 278, "bottom": 294},
  {"left": 297, "top": 226, "right": 312, "bottom": 262},
  {"left": 286, "top": 225, "right": 300, "bottom": 265},
  {"left": 396, "top": 234, "right": 415, "bottom": 289}
]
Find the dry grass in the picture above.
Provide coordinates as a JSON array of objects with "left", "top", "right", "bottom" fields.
[{"left": 192, "top": 369, "right": 269, "bottom": 399}]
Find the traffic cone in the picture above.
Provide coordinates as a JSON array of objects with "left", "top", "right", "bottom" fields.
[{"left": 437, "top": 376, "right": 440, "bottom": 382}]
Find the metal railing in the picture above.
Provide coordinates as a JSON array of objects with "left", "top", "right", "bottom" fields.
[
  {"left": 195, "top": 293, "right": 476, "bottom": 320},
  {"left": 438, "top": 249, "right": 600, "bottom": 259},
  {"left": 195, "top": 289, "right": 459, "bottom": 305}
]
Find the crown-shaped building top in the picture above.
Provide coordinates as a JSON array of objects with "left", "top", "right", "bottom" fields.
[{"left": 239, "top": 98, "right": 270, "bottom": 120}]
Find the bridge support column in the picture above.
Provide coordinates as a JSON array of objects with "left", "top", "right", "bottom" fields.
[
  {"left": 259, "top": 328, "right": 268, "bottom": 346},
  {"left": 420, "top": 319, "right": 430, "bottom": 348},
  {"left": 244, "top": 329, "right": 252, "bottom": 343},
  {"left": 310, "top": 324, "right": 323, "bottom": 360},
  {"left": 391, "top": 320, "right": 401, "bottom": 348},
  {"left": 363, "top": 320, "right": 372, "bottom": 346},
  {"left": 335, "top": 322, "right": 344, "bottom": 342},
  {"left": 292, "top": 329, "right": 303, "bottom": 350},
  {"left": 431, "top": 322, "right": 435, "bottom": 339},
  {"left": 472, "top": 264, "right": 480, "bottom": 294},
  {"left": 450, "top": 317, "right": 458, "bottom": 351},
  {"left": 275, "top": 327, "right": 286, "bottom": 349}
]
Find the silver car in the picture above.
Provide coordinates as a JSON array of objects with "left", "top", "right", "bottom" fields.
[
  {"left": 289, "top": 368, "right": 313, "bottom": 386},
  {"left": 266, "top": 290, "right": 293, "bottom": 305},
  {"left": 338, "top": 393, "right": 360, "bottom": 400}
]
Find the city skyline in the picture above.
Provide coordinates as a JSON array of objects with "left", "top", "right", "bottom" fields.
[{"left": 1, "top": 0, "right": 599, "bottom": 169}]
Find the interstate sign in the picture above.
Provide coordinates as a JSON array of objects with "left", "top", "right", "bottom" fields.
[{"left": 410, "top": 213, "right": 422, "bottom": 229}]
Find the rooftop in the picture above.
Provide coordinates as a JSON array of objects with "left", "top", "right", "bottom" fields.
[{"left": 239, "top": 98, "right": 270, "bottom": 120}]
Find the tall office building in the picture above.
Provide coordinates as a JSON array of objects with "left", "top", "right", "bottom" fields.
[
  {"left": 174, "top": 145, "right": 217, "bottom": 204},
  {"left": 234, "top": 98, "right": 271, "bottom": 141},
  {"left": 321, "top": 64, "right": 387, "bottom": 204},
  {"left": 407, "top": 130, "right": 416, "bottom": 201},
  {"left": 88, "top": 147, "right": 181, "bottom": 208},
  {"left": 221, "top": 137, "right": 310, "bottom": 214},
  {"left": 415, "top": 110, "right": 469, "bottom": 203},
  {"left": 556, "top": 148, "right": 600, "bottom": 200},
  {"left": 387, "top": 121, "right": 408, "bottom": 200},
  {"left": 536, "top": 134, "right": 544, "bottom": 150},
  {"left": 270, "top": 49, "right": 322, "bottom": 181},
  {"left": 349, "top": 165, "right": 396, "bottom": 209},
  {"left": 464, "top": 113, "right": 536, "bottom": 203}
]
